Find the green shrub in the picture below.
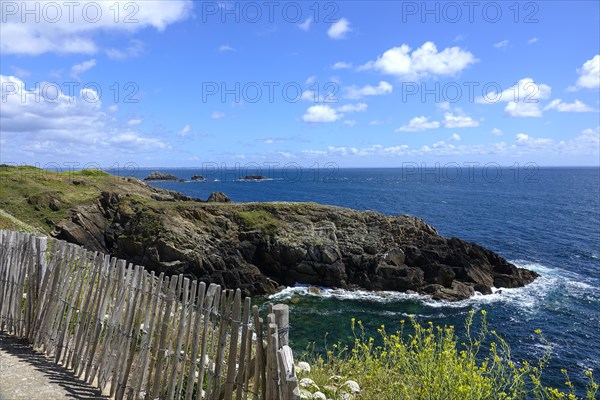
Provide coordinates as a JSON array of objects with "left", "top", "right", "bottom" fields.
[{"left": 299, "top": 310, "right": 598, "bottom": 400}]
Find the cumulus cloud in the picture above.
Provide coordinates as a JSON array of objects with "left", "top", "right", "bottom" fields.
[
  {"left": 337, "top": 103, "right": 368, "bottom": 113},
  {"left": 70, "top": 59, "right": 96, "bottom": 79},
  {"left": 443, "top": 112, "right": 479, "bottom": 128},
  {"left": 396, "top": 116, "right": 441, "bottom": 132},
  {"left": 211, "top": 111, "right": 226, "bottom": 119},
  {"left": 571, "top": 55, "right": 600, "bottom": 90},
  {"left": 332, "top": 61, "right": 353, "bottom": 70},
  {"left": 327, "top": 18, "right": 351, "bottom": 39},
  {"left": 478, "top": 78, "right": 552, "bottom": 117},
  {"left": 491, "top": 128, "right": 504, "bottom": 136},
  {"left": 359, "top": 42, "right": 477, "bottom": 79},
  {"left": 302, "top": 105, "right": 341, "bottom": 123},
  {"left": 528, "top": 37, "right": 539, "bottom": 45},
  {"left": 343, "top": 120, "right": 357, "bottom": 127},
  {"left": 514, "top": 134, "right": 554, "bottom": 149},
  {"left": 302, "top": 103, "right": 366, "bottom": 122},
  {"left": 0, "top": 0, "right": 192, "bottom": 55},
  {"left": 344, "top": 81, "right": 393, "bottom": 99},
  {"left": 544, "top": 99, "right": 593, "bottom": 112},
  {"left": 0, "top": 75, "right": 168, "bottom": 160},
  {"left": 449, "top": 133, "right": 461, "bottom": 141}
]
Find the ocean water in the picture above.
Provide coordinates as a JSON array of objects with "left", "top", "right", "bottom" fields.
[{"left": 116, "top": 166, "right": 600, "bottom": 390}]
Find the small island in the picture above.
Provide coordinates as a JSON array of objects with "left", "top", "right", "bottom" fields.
[
  {"left": 143, "top": 171, "right": 184, "bottom": 182},
  {"left": 239, "top": 175, "right": 269, "bottom": 181},
  {"left": 191, "top": 175, "right": 206, "bottom": 181}
]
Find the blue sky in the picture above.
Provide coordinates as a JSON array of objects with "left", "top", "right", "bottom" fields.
[{"left": 1, "top": 0, "right": 599, "bottom": 168}]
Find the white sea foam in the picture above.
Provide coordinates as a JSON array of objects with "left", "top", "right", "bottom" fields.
[{"left": 268, "top": 261, "right": 598, "bottom": 311}]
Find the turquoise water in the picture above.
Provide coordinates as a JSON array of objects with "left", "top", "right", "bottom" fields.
[{"left": 116, "top": 167, "right": 600, "bottom": 391}]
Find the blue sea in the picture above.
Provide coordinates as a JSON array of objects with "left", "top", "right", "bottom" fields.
[{"left": 114, "top": 166, "right": 600, "bottom": 391}]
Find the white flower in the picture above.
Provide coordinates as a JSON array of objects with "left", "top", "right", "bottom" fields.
[
  {"left": 311, "top": 392, "right": 327, "bottom": 400},
  {"left": 300, "top": 378, "right": 317, "bottom": 389},
  {"left": 343, "top": 380, "right": 361, "bottom": 394},
  {"left": 296, "top": 361, "right": 311, "bottom": 373}
]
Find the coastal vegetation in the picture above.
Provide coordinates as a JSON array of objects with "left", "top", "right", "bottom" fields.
[{"left": 298, "top": 311, "right": 598, "bottom": 400}]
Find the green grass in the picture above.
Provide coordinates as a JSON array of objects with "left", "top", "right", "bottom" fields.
[
  {"left": 299, "top": 311, "right": 598, "bottom": 400},
  {"left": 236, "top": 209, "right": 285, "bottom": 236}
]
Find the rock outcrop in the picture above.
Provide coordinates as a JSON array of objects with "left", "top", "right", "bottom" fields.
[
  {"left": 144, "top": 172, "right": 184, "bottom": 182},
  {"left": 50, "top": 189, "right": 538, "bottom": 300},
  {"left": 191, "top": 175, "right": 205, "bottom": 181},
  {"left": 240, "top": 175, "right": 269, "bottom": 181}
]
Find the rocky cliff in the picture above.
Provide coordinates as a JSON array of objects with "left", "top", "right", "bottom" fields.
[{"left": 0, "top": 167, "right": 538, "bottom": 300}]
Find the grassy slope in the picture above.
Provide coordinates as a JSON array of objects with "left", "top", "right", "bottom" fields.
[{"left": 0, "top": 165, "right": 333, "bottom": 237}]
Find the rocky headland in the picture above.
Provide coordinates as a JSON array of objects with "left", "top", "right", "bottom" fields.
[{"left": 0, "top": 166, "right": 538, "bottom": 300}]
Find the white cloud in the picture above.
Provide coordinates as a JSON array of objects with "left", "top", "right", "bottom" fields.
[
  {"left": 332, "top": 61, "right": 353, "bottom": 70},
  {"left": 218, "top": 44, "right": 236, "bottom": 52},
  {"left": 211, "top": 111, "right": 226, "bottom": 119},
  {"left": 70, "top": 59, "right": 96, "bottom": 79},
  {"left": 572, "top": 55, "right": 600, "bottom": 90},
  {"left": 302, "top": 105, "right": 341, "bottom": 123},
  {"left": 515, "top": 133, "right": 554, "bottom": 147},
  {"left": 106, "top": 39, "right": 144, "bottom": 60},
  {"left": 337, "top": 103, "right": 368, "bottom": 113},
  {"left": 0, "top": 75, "right": 167, "bottom": 160},
  {"left": 301, "top": 103, "right": 364, "bottom": 123},
  {"left": 178, "top": 125, "right": 191, "bottom": 137},
  {"left": 298, "top": 18, "right": 312, "bottom": 31},
  {"left": 305, "top": 75, "right": 317, "bottom": 85},
  {"left": 396, "top": 116, "right": 440, "bottom": 132},
  {"left": 343, "top": 120, "right": 357, "bottom": 127},
  {"left": 494, "top": 40, "right": 510, "bottom": 49},
  {"left": 544, "top": 99, "right": 593, "bottom": 112},
  {"left": 491, "top": 128, "right": 504, "bottom": 136},
  {"left": 327, "top": 18, "right": 351, "bottom": 39},
  {"left": 359, "top": 42, "right": 477, "bottom": 79},
  {"left": 128, "top": 119, "right": 142, "bottom": 126},
  {"left": 505, "top": 101, "right": 543, "bottom": 117},
  {"left": 437, "top": 101, "right": 451, "bottom": 111},
  {"left": 449, "top": 133, "right": 461, "bottom": 141},
  {"left": 443, "top": 112, "right": 479, "bottom": 128},
  {"left": 301, "top": 90, "right": 323, "bottom": 102},
  {"left": 0, "top": 0, "right": 193, "bottom": 55},
  {"left": 528, "top": 37, "right": 539, "bottom": 45},
  {"left": 478, "top": 78, "right": 552, "bottom": 117},
  {"left": 260, "top": 138, "right": 284, "bottom": 144},
  {"left": 344, "top": 81, "right": 393, "bottom": 99}
]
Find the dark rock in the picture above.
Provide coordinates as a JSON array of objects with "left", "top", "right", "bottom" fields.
[
  {"left": 207, "top": 192, "right": 231, "bottom": 203},
  {"left": 48, "top": 199, "right": 61, "bottom": 211},
  {"left": 191, "top": 175, "right": 206, "bottom": 181},
  {"left": 382, "top": 247, "right": 405, "bottom": 266},
  {"left": 144, "top": 171, "right": 184, "bottom": 182},
  {"left": 47, "top": 187, "right": 539, "bottom": 301},
  {"left": 240, "top": 175, "right": 268, "bottom": 181}
]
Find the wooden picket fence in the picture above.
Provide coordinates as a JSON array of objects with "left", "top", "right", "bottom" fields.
[{"left": 0, "top": 230, "right": 301, "bottom": 400}]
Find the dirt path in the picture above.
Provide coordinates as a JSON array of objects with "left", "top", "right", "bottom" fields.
[{"left": 0, "top": 333, "right": 107, "bottom": 400}]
